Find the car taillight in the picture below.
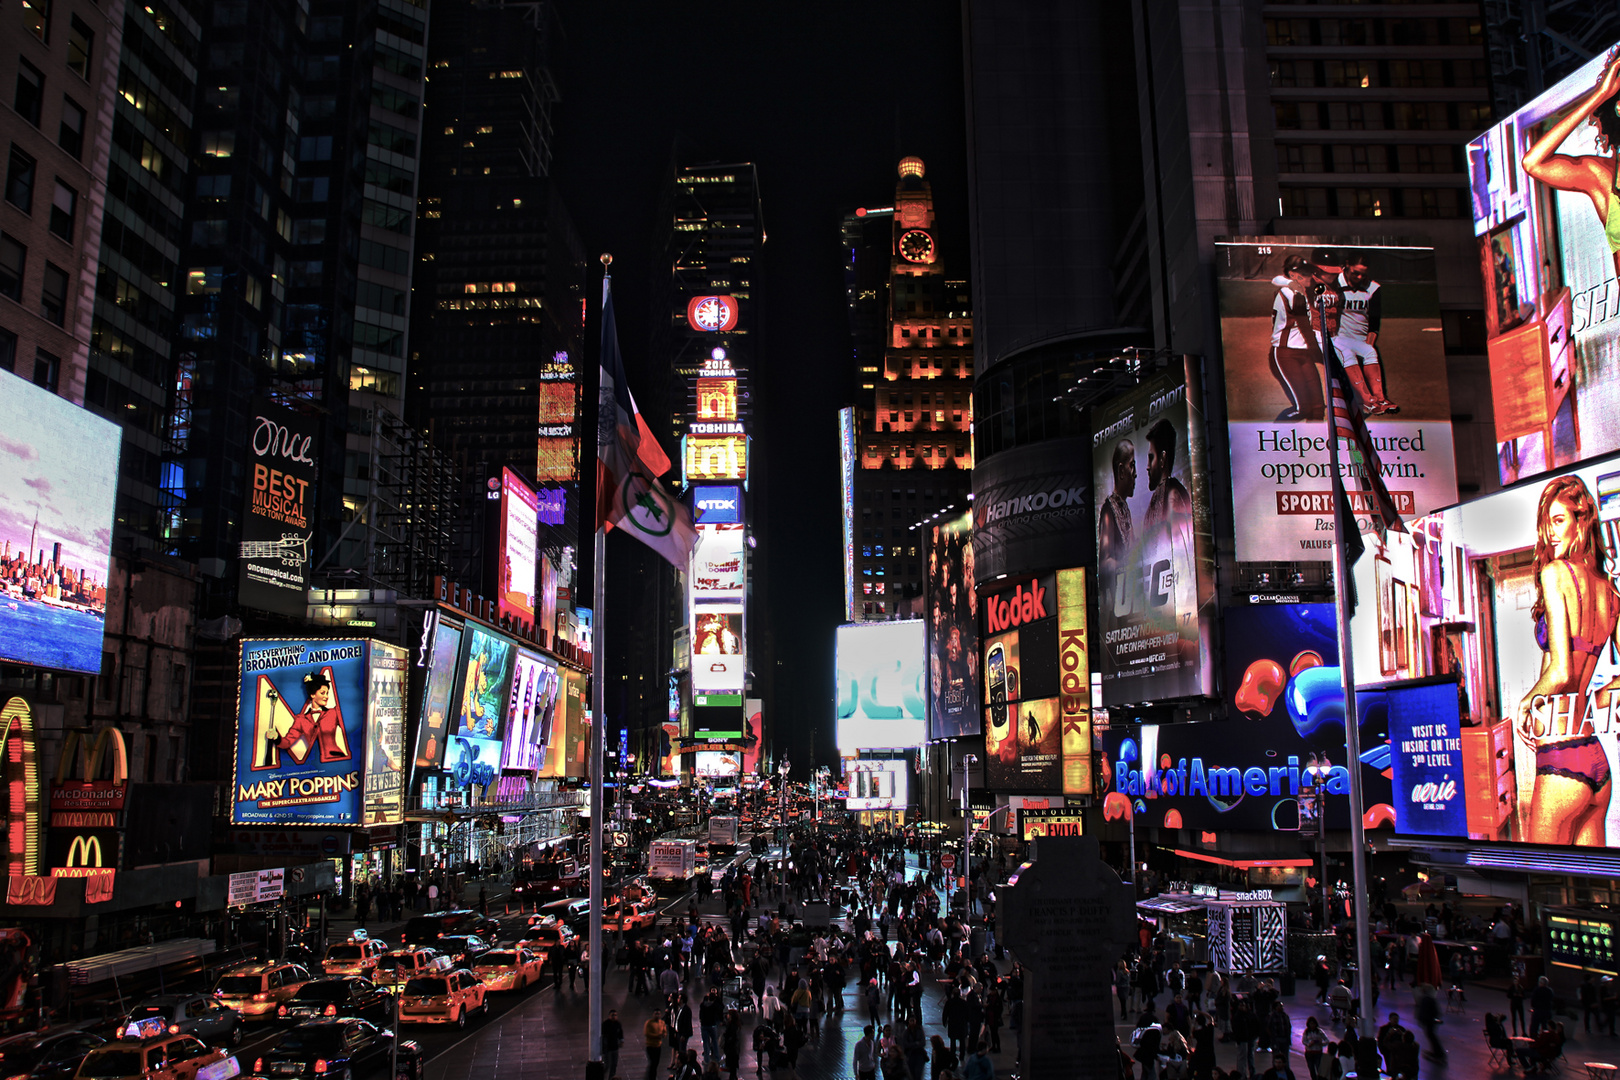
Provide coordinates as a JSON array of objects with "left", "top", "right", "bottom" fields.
[
  {"left": 278, "top": 1005, "right": 288, "bottom": 1017},
  {"left": 168, "top": 1025, "right": 180, "bottom": 1034},
  {"left": 323, "top": 1005, "right": 337, "bottom": 1016},
  {"left": 314, "top": 1061, "right": 327, "bottom": 1075},
  {"left": 115, "top": 1027, "right": 126, "bottom": 1039},
  {"left": 253, "top": 1060, "right": 263, "bottom": 1073},
  {"left": 254, "top": 993, "right": 268, "bottom": 1002}
]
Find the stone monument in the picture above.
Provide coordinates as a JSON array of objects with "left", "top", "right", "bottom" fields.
[{"left": 1000, "top": 834, "right": 1134, "bottom": 1079}]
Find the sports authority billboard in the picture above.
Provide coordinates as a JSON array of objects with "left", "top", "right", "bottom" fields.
[
  {"left": 412, "top": 616, "right": 462, "bottom": 774},
  {"left": 845, "top": 759, "right": 909, "bottom": 811},
  {"left": 926, "top": 511, "right": 979, "bottom": 739},
  {"left": 363, "top": 642, "right": 406, "bottom": 825},
  {"left": 685, "top": 435, "right": 748, "bottom": 483},
  {"left": 691, "top": 607, "right": 745, "bottom": 691},
  {"left": 239, "top": 399, "right": 318, "bottom": 617},
  {"left": 0, "top": 371, "right": 119, "bottom": 673},
  {"left": 971, "top": 437, "right": 1092, "bottom": 585},
  {"left": 1468, "top": 47, "right": 1620, "bottom": 483},
  {"left": 1347, "top": 450, "right": 1620, "bottom": 847},
  {"left": 234, "top": 640, "right": 371, "bottom": 825},
  {"left": 1092, "top": 360, "right": 1217, "bottom": 704},
  {"left": 836, "top": 621, "right": 926, "bottom": 753},
  {"left": 497, "top": 469, "right": 540, "bottom": 627},
  {"left": 982, "top": 569, "right": 1091, "bottom": 794},
  {"left": 537, "top": 351, "right": 578, "bottom": 483},
  {"left": 1098, "top": 605, "right": 1394, "bottom": 832},
  {"left": 1215, "top": 237, "right": 1457, "bottom": 562},
  {"left": 691, "top": 523, "right": 745, "bottom": 598}
]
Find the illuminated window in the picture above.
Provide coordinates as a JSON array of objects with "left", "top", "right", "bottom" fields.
[
  {"left": 476, "top": 125, "right": 493, "bottom": 134},
  {"left": 201, "top": 131, "right": 235, "bottom": 158}
]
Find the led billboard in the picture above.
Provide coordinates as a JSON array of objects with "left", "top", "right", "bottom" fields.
[
  {"left": 537, "top": 351, "right": 578, "bottom": 483},
  {"left": 537, "top": 487, "right": 567, "bottom": 526},
  {"left": 845, "top": 759, "right": 909, "bottom": 811},
  {"left": 1347, "top": 451, "right": 1620, "bottom": 847},
  {"left": 498, "top": 468, "right": 540, "bottom": 626},
  {"left": 501, "top": 649, "right": 558, "bottom": 772},
  {"left": 691, "top": 608, "right": 745, "bottom": 691},
  {"left": 1468, "top": 48, "right": 1620, "bottom": 483},
  {"left": 980, "top": 569, "right": 1091, "bottom": 794},
  {"left": 840, "top": 407, "right": 857, "bottom": 621},
  {"left": 451, "top": 625, "right": 514, "bottom": 790},
  {"left": 412, "top": 616, "right": 462, "bottom": 773},
  {"left": 561, "top": 668, "right": 588, "bottom": 777},
  {"left": 0, "top": 371, "right": 119, "bottom": 673},
  {"left": 692, "top": 523, "right": 745, "bottom": 598},
  {"left": 744, "top": 697, "right": 763, "bottom": 777},
  {"left": 926, "top": 511, "right": 980, "bottom": 739},
  {"left": 835, "top": 621, "right": 926, "bottom": 753},
  {"left": 1092, "top": 359, "right": 1217, "bottom": 704},
  {"left": 1098, "top": 605, "right": 1395, "bottom": 832},
  {"left": 686, "top": 295, "right": 740, "bottom": 332},
  {"left": 692, "top": 485, "right": 742, "bottom": 525},
  {"left": 685, "top": 435, "right": 748, "bottom": 482},
  {"left": 694, "top": 750, "right": 742, "bottom": 777},
  {"left": 970, "top": 436, "right": 1092, "bottom": 585},
  {"left": 1215, "top": 237, "right": 1457, "bottom": 562},
  {"left": 234, "top": 639, "right": 370, "bottom": 825},
  {"left": 696, "top": 378, "right": 739, "bottom": 421},
  {"left": 363, "top": 642, "right": 406, "bottom": 825},
  {"left": 239, "top": 398, "right": 317, "bottom": 618}
]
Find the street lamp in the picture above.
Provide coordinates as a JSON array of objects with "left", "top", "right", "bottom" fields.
[
  {"left": 1304, "top": 752, "right": 1333, "bottom": 929},
  {"left": 961, "top": 754, "right": 978, "bottom": 922},
  {"left": 778, "top": 757, "right": 791, "bottom": 854}
]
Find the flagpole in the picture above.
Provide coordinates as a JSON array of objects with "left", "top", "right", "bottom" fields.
[
  {"left": 586, "top": 256, "right": 611, "bottom": 1076},
  {"left": 1317, "top": 290, "right": 1377, "bottom": 1029}
]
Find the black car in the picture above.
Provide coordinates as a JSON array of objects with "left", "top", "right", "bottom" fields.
[
  {"left": 0, "top": 1030, "right": 107, "bottom": 1080},
  {"left": 274, "top": 978, "right": 391, "bottom": 1025},
  {"left": 251, "top": 1019, "right": 393, "bottom": 1080},
  {"left": 121, "top": 994, "right": 242, "bottom": 1047},
  {"left": 429, "top": 935, "right": 492, "bottom": 968},
  {"left": 399, "top": 910, "right": 497, "bottom": 947}
]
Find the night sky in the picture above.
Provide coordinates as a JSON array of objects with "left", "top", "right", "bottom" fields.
[{"left": 550, "top": 2, "right": 972, "bottom": 768}]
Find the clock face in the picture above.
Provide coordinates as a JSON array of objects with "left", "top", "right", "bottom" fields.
[
  {"left": 686, "top": 294, "right": 739, "bottom": 332},
  {"left": 898, "top": 229, "right": 935, "bottom": 264}
]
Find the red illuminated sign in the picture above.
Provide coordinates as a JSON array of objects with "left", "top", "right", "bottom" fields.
[{"left": 686, "top": 295, "right": 739, "bottom": 333}]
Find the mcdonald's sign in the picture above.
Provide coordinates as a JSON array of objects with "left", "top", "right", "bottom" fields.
[
  {"left": 47, "top": 829, "right": 118, "bottom": 878},
  {"left": 50, "top": 728, "right": 129, "bottom": 828}
]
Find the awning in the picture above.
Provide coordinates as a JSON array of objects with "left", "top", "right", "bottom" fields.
[
  {"left": 60, "top": 937, "right": 218, "bottom": 985},
  {"left": 1137, "top": 896, "right": 1205, "bottom": 915}
]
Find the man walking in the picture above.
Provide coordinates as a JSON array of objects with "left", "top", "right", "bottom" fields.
[
  {"left": 601, "top": 1008, "right": 623, "bottom": 1080},
  {"left": 642, "top": 1010, "right": 667, "bottom": 1080},
  {"left": 852, "top": 1024, "right": 878, "bottom": 1080}
]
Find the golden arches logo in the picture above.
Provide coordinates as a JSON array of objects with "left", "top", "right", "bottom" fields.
[
  {"left": 53, "top": 834, "right": 113, "bottom": 878},
  {"left": 54, "top": 727, "right": 129, "bottom": 785},
  {"left": 0, "top": 698, "right": 41, "bottom": 877}
]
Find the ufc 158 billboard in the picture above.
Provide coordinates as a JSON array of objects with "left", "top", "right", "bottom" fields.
[
  {"left": 1091, "top": 359, "right": 1217, "bottom": 705},
  {"left": 1215, "top": 237, "right": 1457, "bottom": 563}
]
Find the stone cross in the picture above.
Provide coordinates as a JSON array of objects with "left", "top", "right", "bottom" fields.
[{"left": 1000, "top": 834, "right": 1135, "bottom": 1079}]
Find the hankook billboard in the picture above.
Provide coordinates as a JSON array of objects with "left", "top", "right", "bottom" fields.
[{"left": 971, "top": 437, "right": 1093, "bottom": 585}]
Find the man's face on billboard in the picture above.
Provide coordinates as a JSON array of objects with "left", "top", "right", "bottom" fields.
[
  {"left": 1148, "top": 442, "right": 1166, "bottom": 490},
  {"left": 1115, "top": 449, "right": 1137, "bottom": 497},
  {"left": 1345, "top": 261, "right": 1371, "bottom": 288}
]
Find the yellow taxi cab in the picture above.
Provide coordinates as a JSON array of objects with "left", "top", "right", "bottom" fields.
[
  {"left": 320, "top": 936, "right": 388, "bottom": 978},
  {"left": 398, "top": 969, "right": 487, "bottom": 1029},
  {"left": 470, "top": 947, "right": 542, "bottom": 992},
  {"left": 371, "top": 947, "right": 442, "bottom": 990},
  {"left": 74, "top": 1025, "right": 234, "bottom": 1080},
  {"left": 519, "top": 916, "right": 576, "bottom": 965},
  {"left": 603, "top": 899, "right": 657, "bottom": 935},
  {"left": 210, "top": 962, "right": 313, "bottom": 1021}
]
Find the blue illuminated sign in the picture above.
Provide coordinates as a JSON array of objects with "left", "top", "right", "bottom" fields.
[
  {"left": 1386, "top": 680, "right": 1467, "bottom": 839},
  {"left": 692, "top": 485, "right": 742, "bottom": 524}
]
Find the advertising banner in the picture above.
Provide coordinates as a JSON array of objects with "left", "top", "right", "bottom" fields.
[
  {"left": 840, "top": 407, "right": 857, "bottom": 622},
  {"left": 845, "top": 759, "right": 909, "bottom": 810},
  {"left": 1215, "top": 237, "right": 1457, "bottom": 562},
  {"left": 970, "top": 436, "right": 1093, "bottom": 585},
  {"left": 692, "top": 485, "right": 742, "bottom": 525},
  {"left": 1017, "top": 806, "right": 1085, "bottom": 842},
  {"left": 537, "top": 487, "right": 567, "bottom": 526},
  {"left": 0, "top": 372, "right": 119, "bottom": 673},
  {"left": 1097, "top": 605, "right": 1395, "bottom": 832},
  {"left": 835, "top": 621, "right": 926, "bottom": 753},
  {"left": 685, "top": 435, "right": 748, "bottom": 482},
  {"left": 501, "top": 649, "right": 558, "bottom": 772},
  {"left": 449, "top": 626, "right": 514, "bottom": 792},
  {"left": 1385, "top": 679, "right": 1468, "bottom": 840},
  {"left": 926, "top": 511, "right": 980, "bottom": 739},
  {"left": 412, "top": 617, "right": 462, "bottom": 774},
  {"left": 744, "top": 698, "right": 763, "bottom": 776},
  {"left": 562, "top": 668, "right": 588, "bottom": 777},
  {"left": 233, "top": 640, "right": 370, "bottom": 825},
  {"left": 692, "top": 608, "right": 745, "bottom": 691},
  {"left": 497, "top": 468, "right": 540, "bottom": 626},
  {"left": 239, "top": 399, "right": 318, "bottom": 617},
  {"left": 694, "top": 750, "right": 742, "bottom": 777},
  {"left": 1468, "top": 47, "right": 1620, "bottom": 483},
  {"left": 695, "top": 378, "right": 740, "bottom": 426},
  {"left": 536, "top": 350, "right": 578, "bottom": 483},
  {"left": 691, "top": 523, "right": 745, "bottom": 598},
  {"left": 363, "top": 642, "right": 406, "bottom": 825},
  {"left": 1348, "top": 450, "right": 1620, "bottom": 847},
  {"left": 980, "top": 569, "right": 1091, "bottom": 794},
  {"left": 1092, "top": 361, "right": 1217, "bottom": 704}
]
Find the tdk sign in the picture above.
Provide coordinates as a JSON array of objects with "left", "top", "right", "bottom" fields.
[{"left": 692, "top": 485, "right": 742, "bottom": 524}]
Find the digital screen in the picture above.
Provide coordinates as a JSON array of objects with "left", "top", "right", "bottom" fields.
[
  {"left": 694, "top": 750, "right": 742, "bottom": 777},
  {"left": 1468, "top": 47, "right": 1620, "bottom": 483},
  {"left": 501, "top": 650, "right": 558, "bottom": 772},
  {"left": 233, "top": 640, "right": 371, "bottom": 825},
  {"left": 536, "top": 437, "right": 576, "bottom": 484},
  {"left": 926, "top": 511, "right": 980, "bottom": 739},
  {"left": 1215, "top": 237, "right": 1457, "bottom": 562},
  {"left": 560, "top": 668, "right": 588, "bottom": 777},
  {"left": 536, "top": 354, "right": 578, "bottom": 483},
  {"left": 1098, "top": 605, "right": 1395, "bottom": 832},
  {"left": 238, "top": 398, "right": 317, "bottom": 618},
  {"left": 840, "top": 407, "right": 857, "bottom": 621},
  {"left": 1017, "top": 807, "right": 1085, "bottom": 841},
  {"left": 1385, "top": 680, "right": 1467, "bottom": 839},
  {"left": 1092, "top": 360, "right": 1217, "bottom": 704},
  {"left": 456, "top": 625, "right": 515, "bottom": 744},
  {"left": 685, "top": 435, "right": 748, "bottom": 482},
  {"left": 1548, "top": 913, "right": 1620, "bottom": 976},
  {"left": 691, "top": 523, "right": 745, "bottom": 597},
  {"left": 0, "top": 371, "right": 120, "bottom": 673},
  {"left": 1348, "top": 450, "right": 1620, "bottom": 847},
  {"left": 692, "top": 485, "right": 742, "bottom": 525},
  {"left": 696, "top": 378, "right": 738, "bottom": 421},
  {"left": 744, "top": 698, "right": 762, "bottom": 777},
  {"left": 686, "top": 295, "right": 739, "bottom": 332},
  {"left": 835, "top": 621, "right": 926, "bottom": 753},
  {"left": 536, "top": 487, "right": 566, "bottom": 526},
  {"left": 412, "top": 617, "right": 462, "bottom": 773},
  {"left": 363, "top": 642, "right": 406, "bottom": 824},
  {"left": 691, "top": 608, "right": 745, "bottom": 691},
  {"left": 845, "top": 760, "right": 908, "bottom": 810},
  {"left": 498, "top": 469, "right": 539, "bottom": 626}
]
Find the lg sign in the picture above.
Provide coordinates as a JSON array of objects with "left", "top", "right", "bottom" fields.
[{"left": 692, "top": 485, "right": 742, "bottom": 524}]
